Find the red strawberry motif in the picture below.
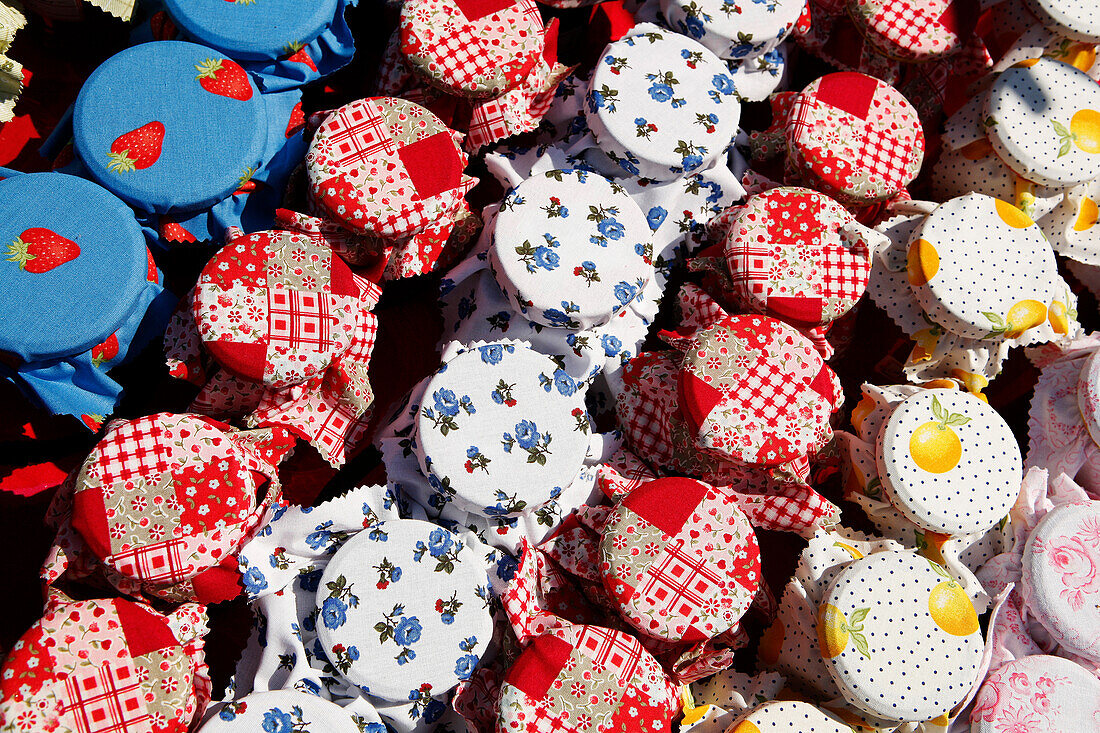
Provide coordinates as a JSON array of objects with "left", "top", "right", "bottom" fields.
[
  {"left": 195, "top": 58, "right": 253, "bottom": 100},
  {"left": 287, "top": 46, "right": 317, "bottom": 73},
  {"left": 81, "top": 414, "right": 104, "bottom": 431},
  {"left": 6, "top": 228, "right": 80, "bottom": 273},
  {"left": 160, "top": 217, "right": 197, "bottom": 244},
  {"left": 285, "top": 101, "right": 305, "bottom": 138},
  {"left": 145, "top": 248, "right": 158, "bottom": 282},
  {"left": 107, "top": 121, "right": 165, "bottom": 173},
  {"left": 91, "top": 333, "right": 119, "bottom": 368}
]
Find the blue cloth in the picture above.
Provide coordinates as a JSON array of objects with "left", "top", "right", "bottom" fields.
[{"left": 0, "top": 171, "right": 174, "bottom": 427}]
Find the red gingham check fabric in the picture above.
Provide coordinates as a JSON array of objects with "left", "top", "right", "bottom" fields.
[
  {"left": 869, "top": 0, "right": 928, "bottom": 53},
  {"left": 267, "top": 289, "right": 334, "bottom": 352},
  {"left": 725, "top": 479, "right": 840, "bottom": 537},
  {"left": 857, "top": 123, "right": 914, "bottom": 194},
  {"left": 95, "top": 419, "right": 169, "bottom": 486},
  {"left": 636, "top": 539, "right": 725, "bottom": 623},
  {"left": 323, "top": 102, "right": 395, "bottom": 167},
  {"left": 726, "top": 241, "right": 773, "bottom": 296},
  {"left": 819, "top": 238, "right": 871, "bottom": 303},
  {"left": 616, "top": 353, "right": 680, "bottom": 469},
  {"left": 60, "top": 662, "right": 149, "bottom": 733},
  {"left": 111, "top": 538, "right": 190, "bottom": 586},
  {"left": 571, "top": 627, "right": 642, "bottom": 687}
]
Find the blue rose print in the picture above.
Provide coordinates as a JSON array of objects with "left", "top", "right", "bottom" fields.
[
  {"left": 457, "top": 295, "right": 476, "bottom": 321},
  {"left": 711, "top": 73, "right": 736, "bottom": 96},
  {"left": 427, "top": 527, "right": 454, "bottom": 558},
  {"left": 242, "top": 566, "right": 268, "bottom": 594},
  {"left": 646, "top": 206, "right": 668, "bottom": 230},
  {"left": 261, "top": 709, "right": 293, "bottom": 733},
  {"left": 514, "top": 420, "right": 540, "bottom": 450},
  {"left": 298, "top": 568, "right": 322, "bottom": 593},
  {"left": 454, "top": 654, "right": 480, "bottom": 680},
  {"left": 321, "top": 596, "right": 348, "bottom": 630},
  {"left": 394, "top": 616, "right": 423, "bottom": 646},
  {"left": 433, "top": 388, "right": 461, "bottom": 417},
  {"left": 532, "top": 245, "right": 559, "bottom": 271},
  {"left": 478, "top": 344, "right": 504, "bottom": 364},
  {"left": 601, "top": 334, "right": 623, "bottom": 357},
  {"left": 496, "top": 553, "right": 519, "bottom": 581},
  {"left": 648, "top": 82, "right": 674, "bottom": 102},
  {"left": 553, "top": 368, "right": 577, "bottom": 396},
  {"left": 682, "top": 153, "right": 704, "bottom": 171},
  {"left": 683, "top": 15, "right": 705, "bottom": 38},
  {"left": 614, "top": 281, "right": 638, "bottom": 305},
  {"left": 597, "top": 218, "right": 625, "bottom": 240}
]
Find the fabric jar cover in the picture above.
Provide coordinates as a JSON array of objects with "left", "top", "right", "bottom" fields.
[
  {"left": 818, "top": 551, "right": 983, "bottom": 721},
  {"left": 399, "top": 0, "right": 544, "bottom": 99},
  {"left": 0, "top": 597, "right": 209, "bottom": 733},
  {"left": 845, "top": 0, "right": 979, "bottom": 63},
  {"left": 970, "top": 654, "right": 1100, "bottom": 732},
  {"left": 414, "top": 342, "right": 590, "bottom": 518},
  {"left": 678, "top": 314, "right": 842, "bottom": 467},
  {"left": 1021, "top": 501, "right": 1100, "bottom": 663},
  {"left": 496, "top": 624, "right": 679, "bottom": 733},
  {"left": 73, "top": 41, "right": 265, "bottom": 214},
  {"left": 984, "top": 57, "right": 1100, "bottom": 188},
  {"left": 720, "top": 186, "right": 874, "bottom": 327},
  {"left": 313, "top": 519, "right": 494, "bottom": 702},
  {"left": 192, "top": 228, "right": 368, "bottom": 389},
  {"left": 307, "top": 96, "right": 473, "bottom": 239},
  {"left": 68, "top": 413, "right": 293, "bottom": 602},
  {"left": 598, "top": 477, "right": 761, "bottom": 642},
  {"left": 1078, "top": 348, "right": 1100, "bottom": 448},
  {"left": 201, "top": 690, "right": 374, "bottom": 733},
  {"left": 728, "top": 700, "right": 852, "bottom": 732},
  {"left": 488, "top": 168, "right": 654, "bottom": 331},
  {"left": 1025, "top": 0, "right": 1100, "bottom": 43},
  {"left": 659, "top": 0, "right": 804, "bottom": 62},
  {"left": 875, "top": 388, "right": 1022, "bottom": 536},
  {"left": 906, "top": 193, "right": 1062, "bottom": 341},
  {"left": 0, "top": 171, "right": 168, "bottom": 428},
  {"left": 585, "top": 26, "right": 740, "bottom": 181},
  {"left": 784, "top": 72, "right": 924, "bottom": 205}
]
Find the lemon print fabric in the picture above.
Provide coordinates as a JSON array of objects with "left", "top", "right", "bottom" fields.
[
  {"left": 985, "top": 57, "right": 1100, "bottom": 187},
  {"left": 729, "top": 700, "right": 852, "bottom": 732},
  {"left": 906, "top": 193, "right": 1060, "bottom": 342},
  {"left": 876, "top": 389, "right": 1021, "bottom": 535},
  {"left": 818, "top": 551, "right": 983, "bottom": 722}
]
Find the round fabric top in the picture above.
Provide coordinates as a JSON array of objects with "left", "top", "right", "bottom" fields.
[
  {"left": 876, "top": 389, "right": 1021, "bottom": 535},
  {"left": 314, "top": 520, "right": 494, "bottom": 701},
  {"left": 399, "top": 0, "right": 543, "bottom": 98},
  {"left": 0, "top": 172, "right": 149, "bottom": 362},
  {"left": 819, "top": 551, "right": 983, "bottom": 722},
  {"left": 598, "top": 477, "right": 760, "bottom": 641},
  {"left": 193, "top": 229, "right": 363, "bottom": 389},
  {"left": 971, "top": 655, "right": 1100, "bottom": 733},
  {"left": 585, "top": 27, "right": 740, "bottom": 181},
  {"left": 163, "top": 0, "right": 339, "bottom": 61},
  {"left": 729, "top": 701, "right": 851, "bottom": 732},
  {"left": 1077, "top": 349, "right": 1100, "bottom": 449},
  {"left": 497, "top": 624, "right": 677, "bottom": 733},
  {"left": 72, "top": 413, "right": 258, "bottom": 586},
  {"left": 489, "top": 169, "right": 653, "bottom": 330},
  {"left": 1025, "top": 0, "right": 1100, "bottom": 42},
  {"left": 907, "top": 193, "right": 1060, "bottom": 341},
  {"left": 785, "top": 72, "right": 924, "bottom": 205},
  {"left": 74, "top": 41, "right": 265, "bottom": 213},
  {"left": 985, "top": 57, "right": 1100, "bottom": 187},
  {"left": 200, "top": 691, "right": 365, "bottom": 733},
  {"left": 659, "top": 0, "right": 803, "bottom": 61},
  {"left": 1022, "top": 502, "right": 1100, "bottom": 663},
  {"left": 415, "top": 343, "right": 589, "bottom": 517},
  {"left": 721, "top": 187, "right": 872, "bottom": 327},
  {"left": 307, "top": 97, "right": 468, "bottom": 238},
  {"left": 678, "top": 315, "right": 840, "bottom": 466},
  {"left": 846, "top": 0, "right": 979, "bottom": 63}
]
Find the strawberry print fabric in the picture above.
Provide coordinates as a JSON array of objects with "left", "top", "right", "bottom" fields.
[
  {"left": 0, "top": 597, "right": 209, "bottom": 733},
  {"left": 400, "top": 0, "right": 544, "bottom": 98},
  {"left": 598, "top": 477, "right": 761, "bottom": 642},
  {"left": 307, "top": 97, "right": 475, "bottom": 239}
]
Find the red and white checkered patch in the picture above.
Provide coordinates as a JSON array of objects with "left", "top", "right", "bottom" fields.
[
  {"left": 571, "top": 626, "right": 643, "bottom": 687},
  {"left": 94, "top": 418, "right": 170, "bottom": 486},
  {"left": 320, "top": 101, "right": 396, "bottom": 167},
  {"left": 267, "top": 289, "right": 335, "bottom": 352},
  {"left": 111, "top": 537, "right": 192, "bottom": 586},
  {"left": 636, "top": 539, "right": 725, "bottom": 622},
  {"left": 60, "top": 661, "right": 150, "bottom": 733}
]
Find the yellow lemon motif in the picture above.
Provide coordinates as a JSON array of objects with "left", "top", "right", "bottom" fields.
[
  {"left": 927, "top": 560, "right": 979, "bottom": 636},
  {"left": 921, "top": 379, "right": 958, "bottom": 390},
  {"left": 758, "top": 619, "right": 785, "bottom": 666},
  {"left": 730, "top": 722, "right": 761, "bottom": 733},
  {"left": 910, "top": 327, "right": 941, "bottom": 363},
  {"left": 1012, "top": 58, "right": 1040, "bottom": 68},
  {"left": 994, "top": 198, "right": 1035, "bottom": 228},
  {"left": 909, "top": 395, "right": 969, "bottom": 474},
  {"left": 818, "top": 604, "right": 870, "bottom": 659},
  {"left": 1049, "top": 300, "right": 1070, "bottom": 335},
  {"left": 833, "top": 542, "right": 864, "bottom": 560},
  {"left": 1072, "top": 110, "right": 1100, "bottom": 153},
  {"left": 1074, "top": 197, "right": 1098, "bottom": 231},
  {"left": 916, "top": 529, "right": 951, "bottom": 566},
  {"left": 950, "top": 369, "right": 989, "bottom": 402},
  {"left": 681, "top": 704, "right": 712, "bottom": 727},
  {"left": 1004, "top": 299, "right": 1048, "bottom": 338},
  {"left": 1068, "top": 43, "right": 1097, "bottom": 72},
  {"left": 850, "top": 394, "right": 876, "bottom": 434},
  {"left": 906, "top": 239, "right": 939, "bottom": 286},
  {"left": 823, "top": 706, "right": 876, "bottom": 733}
]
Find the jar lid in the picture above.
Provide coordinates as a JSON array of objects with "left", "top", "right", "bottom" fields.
[
  {"left": 1022, "top": 502, "right": 1100, "bottom": 663},
  {"left": 201, "top": 691, "right": 363, "bottom": 733},
  {"left": 307, "top": 97, "right": 468, "bottom": 238},
  {"left": 971, "top": 655, "right": 1100, "bottom": 733},
  {"left": 489, "top": 168, "right": 653, "bottom": 330},
  {"left": 74, "top": 41, "right": 265, "bottom": 213},
  {"left": 679, "top": 315, "right": 840, "bottom": 466},
  {"left": 585, "top": 27, "right": 740, "bottom": 181},
  {"left": 162, "top": 0, "right": 339, "bottom": 61},
  {"left": 415, "top": 343, "right": 589, "bottom": 517},
  {"left": 193, "top": 229, "right": 364, "bottom": 389},
  {"left": 659, "top": 0, "right": 803, "bottom": 61},
  {"left": 985, "top": 57, "right": 1100, "bottom": 187},
  {"left": 721, "top": 187, "right": 873, "bottom": 327},
  {"left": 1077, "top": 347, "right": 1100, "bottom": 448},
  {"left": 497, "top": 625, "right": 677, "bottom": 733},
  {"left": 907, "top": 193, "right": 1060, "bottom": 341},
  {"left": 314, "top": 520, "right": 494, "bottom": 701},
  {"left": 846, "top": 0, "right": 979, "bottom": 63},
  {"left": 0, "top": 173, "right": 149, "bottom": 362},
  {"left": 399, "top": 0, "right": 543, "bottom": 98},
  {"left": 598, "top": 477, "right": 760, "bottom": 641},
  {"left": 819, "top": 551, "right": 983, "bottom": 722},
  {"left": 730, "top": 701, "right": 852, "bottom": 732},
  {"left": 1024, "top": 0, "right": 1100, "bottom": 43},
  {"left": 785, "top": 72, "right": 924, "bottom": 205},
  {"left": 876, "top": 389, "right": 1021, "bottom": 535}
]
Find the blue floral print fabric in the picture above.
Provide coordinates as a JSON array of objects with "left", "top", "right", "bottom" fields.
[{"left": 200, "top": 690, "right": 376, "bottom": 733}]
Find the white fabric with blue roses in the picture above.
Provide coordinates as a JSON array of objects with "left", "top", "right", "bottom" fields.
[
  {"left": 200, "top": 689, "right": 378, "bottom": 733},
  {"left": 378, "top": 340, "right": 619, "bottom": 556}
]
